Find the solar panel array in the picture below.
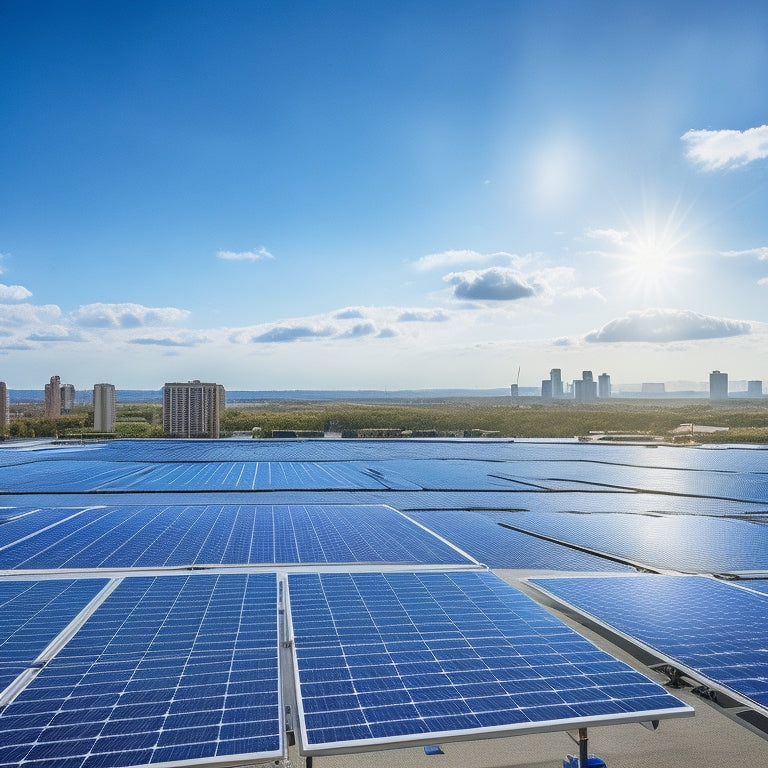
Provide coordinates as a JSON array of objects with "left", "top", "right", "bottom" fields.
[
  {"left": 288, "top": 570, "right": 691, "bottom": 754},
  {"left": 0, "top": 504, "right": 474, "bottom": 570},
  {"left": 530, "top": 575, "right": 768, "bottom": 712},
  {"left": 0, "top": 573, "right": 283, "bottom": 767}
]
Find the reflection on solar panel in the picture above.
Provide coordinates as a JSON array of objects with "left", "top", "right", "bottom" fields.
[
  {"left": 0, "top": 573, "right": 282, "bottom": 767},
  {"left": 0, "top": 504, "right": 473, "bottom": 570},
  {"left": 288, "top": 571, "right": 691, "bottom": 755},
  {"left": 0, "top": 579, "right": 108, "bottom": 694},
  {"left": 503, "top": 511, "right": 768, "bottom": 573},
  {"left": 530, "top": 575, "right": 768, "bottom": 712},
  {"left": 413, "top": 511, "right": 632, "bottom": 572}
]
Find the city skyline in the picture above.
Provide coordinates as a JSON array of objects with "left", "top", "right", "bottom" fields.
[{"left": 2, "top": 2, "right": 768, "bottom": 389}]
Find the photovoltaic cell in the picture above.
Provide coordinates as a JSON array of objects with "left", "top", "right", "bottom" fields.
[
  {"left": 530, "top": 575, "right": 768, "bottom": 712},
  {"left": 288, "top": 571, "right": 691, "bottom": 755},
  {"left": 0, "top": 579, "right": 108, "bottom": 694},
  {"left": 0, "top": 573, "right": 282, "bottom": 768}
]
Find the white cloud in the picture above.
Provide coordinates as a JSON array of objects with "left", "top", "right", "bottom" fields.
[
  {"left": 413, "top": 249, "right": 514, "bottom": 272},
  {"left": 585, "top": 308, "right": 751, "bottom": 343},
  {"left": 584, "top": 228, "right": 630, "bottom": 245},
  {"left": 444, "top": 267, "right": 538, "bottom": 301},
  {"left": 72, "top": 303, "right": 190, "bottom": 329},
  {"left": 397, "top": 309, "right": 450, "bottom": 323},
  {"left": 720, "top": 247, "right": 768, "bottom": 260},
  {"left": 251, "top": 325, "right": 334, "bottom": 343},
  {"left": 0, "top": 303, "right": 61, "bottom": 327},
  {"left": 758, "top": 277, "right": 768, "bottom": 286},
  {"left": 0, "top": 283, "right": 32, "bottom": 301},
  {"left": 681, "top": 125, "right": 768, "bottom": 170},
  {"left": 216, "top": 247, "right": 274, "bottom": 261}
]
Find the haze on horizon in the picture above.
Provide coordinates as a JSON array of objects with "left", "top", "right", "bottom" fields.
[{"left": 2, "top": 1, "right": 768, "bottom": 391}]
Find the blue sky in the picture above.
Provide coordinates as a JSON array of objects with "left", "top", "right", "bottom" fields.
[{"left": 2, "top": 1, "right": 768, "bottom": 391}]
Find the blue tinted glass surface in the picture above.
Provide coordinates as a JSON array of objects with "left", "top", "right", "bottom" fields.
[
  {"left": 0, "top": 573, "right": 282, "bottom": 767},
  {"left": 288, "top": 571, "right": 689, "bottom": 753},
  {"left": 531, "top": 575, "right": 768, "bottom": 710}
]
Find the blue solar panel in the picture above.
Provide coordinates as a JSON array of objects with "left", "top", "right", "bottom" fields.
[
  {"left": 288, "top": 571, "right": 691, "bottom": 754},
  {"left": 530, "top": 575, "right": 768, "bottom": 712},
  {"left": 0, "top": 579, "right": 108, "bottom": 694},
  {"left": 0, "top": 504, "right": 474, "bottom": 569},
  {"left": 501, "top": 511, "right": 768, "bottom": 573},
  {"left": 0, "top": 573, "right": 282, "bottom": 767},
  {"left": 412, "top": 511, "right": 632, "bottom": 572}
]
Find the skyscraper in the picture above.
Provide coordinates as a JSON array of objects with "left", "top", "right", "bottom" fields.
[
  {"left": 709, "top": 370, "right": 728, "bottom": 401},
  {"left": 598, "top": 373, "right": 611, "bottom": 399},
  {"left": 550, "top": 368, "right": 563, "bottom": 399},
  {"left": 163, "top": 380, "right": 226, "bottom": 438},
  {"left": 93, "top": 383, "right": 117, "bottom": 433},
  {"left": 61, "top": 383, "right": 75, "bottom": 413},
  {"left": 0, "top": 382, "right": 8, "bottom": 434},
  {"left": 44, "top": 375, "right": 61, "bottom": 417},
  {"left": 747, "top": 380, "right": 763, "bottom": 398},
  {"left": 574, "top": 371, "right": 597, "bottom": 402}
]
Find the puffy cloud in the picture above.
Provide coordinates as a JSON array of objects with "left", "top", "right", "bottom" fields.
[
  {"left": 73, "top": 303, "right": 190, "bottom": 329},
  {"left": 338, "top": 322, "right": 376, "bottom": 339},
  {"left": 585, "top": 308, "right": 751, "bottom": 343},
  {"left": 377, "top": 328, "right": 397, "bottom": 338},
  {"left": 216, "top": 246, "right": 274, "bottom": 261},
  {"left": 128, "top": 335, "right": 205, "bottom": 347},
  {"left": 397, "top": 309, "right": 450, "bottom": 323},
  {"left": 0, "top": 283, "right": 32, "bottom": 301},
  {"left": 720, "top": 247, "right": 768, "bottom": 260},
  {"left": 0, "top": 303, "right": 61, "bottom": 327},
  {"left": 584, "top": 228, "right": 629, "bottom": 245},
  {"left": 681, "top": 125, "right": 768, "bottom": 170},
  {"left": 413, "top": 249, "right": 509, "bottom": 272},
  {"left": 251, "top": 325, "right": 334, "bottom": 343},
  {"left": 27, "top": 326, "right": 83, "bottom": 342},
  {"left": 334, "top": 308, "right": 366, "bottom": 319},
  {"left": 444, "top": 267, "right": 536, "bottom": 301}
]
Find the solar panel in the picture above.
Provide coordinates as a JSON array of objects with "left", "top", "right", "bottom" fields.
[
  {"left": 0, "top": 579, "right": 109, "bottom": 695},
  {"left": 287, "top": 571, "right": 691, "bottom": 755},
  {"left": 502, "top": 511, "right": 768, "bottom": 573},
  {"left": 0, "top": 573, "right": 283, "bottom": 767},
  {"left": 0, "top": 504, "right": 475, "bottom": 570},
  {"left": 530, "top": 575, "right": 768, "bottom": 712}
]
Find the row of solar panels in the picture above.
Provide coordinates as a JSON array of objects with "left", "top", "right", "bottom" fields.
[
  {"left": 2, "top": 503, "right": 766, "bottom": 574},
  {"left": 0, "top": 570, "right": 693, "bottom": 768},
  {"left": 3, "top": 453, "right": 768, "bottom": 501},
  {"left": 11, "top": 438, "right": 768, "bottom": 473}
]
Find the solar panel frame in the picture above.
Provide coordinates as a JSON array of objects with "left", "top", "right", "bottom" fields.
[{"left": 287, "top": 571, "right": 692, "bottom": 756}]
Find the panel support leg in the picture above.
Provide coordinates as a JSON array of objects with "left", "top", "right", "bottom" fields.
[{"left": 579, "top": 726, "right": 588, "bottom": 768}]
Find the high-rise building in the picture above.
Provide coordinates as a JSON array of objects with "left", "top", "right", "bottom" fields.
[
  {"left": 61, "top": 383, "right": 75, "bottom": 413},
  {"left": 598, "top": 373, "right": 611, "bottom": 399},
  {"left": 163, "top": 380, "right": 226, "bottom": 438},
  {"left": 93, "top": 383, "right": 117, "bottom": 433},
  {"left": 0, "top": 382, "right": 8, "bottom": 433},
  {"left": 747, "top": 380, "right": 763, "bottom": 398},
  {"left": 44, "top": 375, "right": 61, "bottom": 417},
  {"left": 541, "top": 379, "right": 552, "bottom": 399},
  {"left": 550, "top": 368, "right": 563, "bottom": 399},
  {"left": 709, "top": 370, "right": 728, "bottom": 401},
  {"left": 574, "top": 371, "right": 597, "bottom": 402}
]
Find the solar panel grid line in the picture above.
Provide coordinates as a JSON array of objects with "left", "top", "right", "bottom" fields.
[
  {"left": 0, "top": 507, "right": 91, "bottom": 555},
  {"left": 287, "top": 571, "right": 691, "bottom": 757}
]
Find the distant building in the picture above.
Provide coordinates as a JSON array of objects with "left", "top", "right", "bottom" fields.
[
  {"left": 0, "top": 382, "right": 8, "bottom": 433},
  {"left": 550, "top": 368, "right": 563, "bottom": 399},
  {"left": 574, "top": 371, "right": 597, "bottom": 403},
  {"left": 163, "top": 380, "right": 226, "bottom": 438},
  {"left": 598, "top": 373, "right": 611, "bottom": 399},
  {"left": 641, "top": 383, "right": 666, "bottom": 395},
  {"left": 510, "top": 384, "right": 519, "bottom": 397},
  {"left": 541, "top": 379, "right": 552, "bottom": 399},
  {"left": 747, "top": 380, "right": 763, "bottom": 398},
  {"left": 709, "top": 370, "right": 728, "bottom": 401},
  {"left": 44, "top": 375, "right": 61, "bottom": 417},
  {"left": 61, "top": 383, "right": 75, "bottom": 413},
  {"left": 93, "top": 383, "right": 117, "bottom": 433}
]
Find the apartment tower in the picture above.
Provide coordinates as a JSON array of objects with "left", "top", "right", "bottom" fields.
[
  {"left": 709, "top": 370, "right": 728, "bottom": 401},
  {"left": 93, "top": 383, "right": 117, "bottom": 433},
  {"left": 44, "top": 375, "right": 61, "bottom": 417},
  {"left": 163, "top": 380, "right": 226, "bottom": 438},
  {"left": 0, "top": 382, "right": 8, "bottom": 434}
]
